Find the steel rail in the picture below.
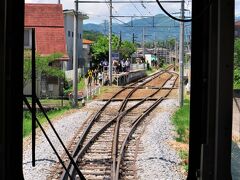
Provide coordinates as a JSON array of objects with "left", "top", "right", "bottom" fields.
[
  {"left": 61, "top": 69, "right": 165, "bottom": 179},
  {"left": 111, "top": 72, "right": 175, "bottom": 179},
  {"left": 60, "top": 87, "right": 127, "bottom": 180},
  {"left": 111, "top": 71, "right": 168, "bottom": 178},
  {"left": 115, "top": 74, "right": 179, "bottom": 179},
  {"left": 69, "top": 72, "right": 172, "bottom": 179},
  {"left": 73, "top": 70, "right": 161, "bottom": 152},
  {"left": 67, "top": 71, "right": 172, "bottom": 179}
]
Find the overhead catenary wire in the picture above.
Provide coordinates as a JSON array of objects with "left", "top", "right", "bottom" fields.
[
  {"left": 129, "top": 0, "right": 153, "bottom": 26},
  {"left": 113, "top": 17, "right": 131, "bottom": 26},
  {"left": 105, "top": 0, "right": 121, "bottom": 16},
  {"left": 129, "top": 0, "right": 144, "bottom": 16},
  {"left": 155, "top": 0, "right": 213, "bottom": 22},
  {"left": 141, "top": 1, "right": 153, "bottom": 16}
]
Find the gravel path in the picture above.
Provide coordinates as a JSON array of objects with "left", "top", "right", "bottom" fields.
[
  {"left": 136, "top": 99, "right": 186, "bottom": 180},
  {"left": 23, "top": 106, "right": 95, "bottom": 180},
  {"left": 23, "top": 99, "right": 186, "bottom": 180}
]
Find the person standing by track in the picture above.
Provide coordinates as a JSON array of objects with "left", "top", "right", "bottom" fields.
[
  {"left": 93, "top": 68, "right": 98, "bottom": 85},
  {"left": 87, "top": 69, "right": 93, "bottom": 87}
]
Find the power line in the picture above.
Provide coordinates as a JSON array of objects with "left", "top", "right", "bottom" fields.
[
  {"left": 76, "top": 1, "right": 183, "bottom": 3},
  {"left": 155, "top": 0, "right": 212, "bottom": 22},
  {"left": 141, "top": 2, "right": 153, "bottom": 16},
  {"left": 129, "top": 0, "right": 155, "bottom": 26},
  {"left": 129, "top": 0, "right": 144, "bottom": 16},
  {"left": 112, "top": 17, "right": 130, "bottom": 26}
]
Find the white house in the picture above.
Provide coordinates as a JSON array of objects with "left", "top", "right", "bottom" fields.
[
  {"left": 63, "top": 9, "right": 88, "bottom": 74},
  {"left": 82, "top": 39, "right": 94, "bottom": 68}
]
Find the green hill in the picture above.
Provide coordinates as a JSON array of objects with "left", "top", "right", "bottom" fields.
[{"left": 83, "top": 14, "right": 191, "bottom": 42}]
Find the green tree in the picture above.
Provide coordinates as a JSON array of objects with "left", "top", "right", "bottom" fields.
[
  {"left": 24, "top": 50, "right": 64, "bottom": 88},
  {"left": 166, "top": 38, "right": 176, "bottom": 50},
  {"left": 120, "top": 40, "right": 136, "bottom": 59},
  {"left": 234, "top": 38, "right": 240, "bottom": 89},
  {"left": 83, "top": 30, "right": 103, "bottom": 41},
  {"left": 91, "top": 35, "right": 136, "bottom": 64},
  {"left": 91, "top": 35, "right": 109, "bottom": 64},
  {"left": 234, "top": 38, "right": 240, "bottom": 67},
  {"left": 145, "top": 41, "right": 153, "bottom": 48}
]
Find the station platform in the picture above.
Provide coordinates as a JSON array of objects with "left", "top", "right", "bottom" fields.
[{"left": 103, "top": 69, "right": 147, "bottom": 86}]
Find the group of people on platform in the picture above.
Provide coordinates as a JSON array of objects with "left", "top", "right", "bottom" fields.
[
  {"left": 99, "top": 58, "right": 131, "bottom": 74},
  {"left": 86, "top": 68, "right": 112, "bottom": 87},
  {"left": 85, "top": 58, "right": 132, "bottom": 87},
  {"left": 86, "top": 68, "right": 102, "bottom": 87}
]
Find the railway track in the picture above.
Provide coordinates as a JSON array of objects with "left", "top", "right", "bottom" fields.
[{"left": 51, "top": 67, "right": 178, "bottom": 180}]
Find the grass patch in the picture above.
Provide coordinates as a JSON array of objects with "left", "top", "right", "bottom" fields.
[
  {"left": 100, "top": 86, "right": 116, "bottom": 94},
  {"left": 162, "top": 63, "right": 169, "bottom": 70},
  {"left": 172, "top": 98, "right": 190, "bottom": 143},
  {"left": 23, "top": 106, "right": 70, "bottom": 138},
  {"left": 26, "top": 98, "right": 70, "bottom": 107},
  {"left": 64, "top": 77, "right": 86, "bottom": 95},
  {"left": 179, "top": 149, "right": 189, "bottom": 172},
  {"left": 146, "top": 68, "right": 158, "bottom": 75},
  {"left": 172, "top": 97, "right": 190, "bottom": 174}
]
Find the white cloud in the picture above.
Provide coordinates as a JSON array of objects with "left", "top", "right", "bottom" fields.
[
  {"left": 236, "top": 0, "right": 240, "bottom": 16},
  {"left": 25, "top": 0, "right": 240, "bottom": 23},
  {"left": 25, "top": 0, "right": 188, "bottom": 24}
]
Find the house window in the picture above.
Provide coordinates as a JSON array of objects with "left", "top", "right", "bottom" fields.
[
  {"left": 72, "top": 32, "right": 74, "bottom": 37},
  {"left": 79, "top": 33, "right": 82, "bottom": 39},
  {"left": 24, "top": 29, "right": 32, "bottom": 48},
  {"left": 68, "top": 31, "right": 71, "bottom": 37}
]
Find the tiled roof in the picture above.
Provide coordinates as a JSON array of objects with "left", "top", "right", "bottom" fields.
[
  {"left": 24, "top": 3, "right": 67, "bottom": 56},
  {"left": 235, "top": 21, "right": 240, "bottom": 27},
  {"left": 83, "top": 39, "right": 94, "bottom": 44},
  {"left": 25, "top": 3, "right": 64, "bottom": 27}
]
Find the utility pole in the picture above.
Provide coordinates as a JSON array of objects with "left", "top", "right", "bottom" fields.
[
  {"left": 118, "top": 31, "right": 122, "bottom": 59},
  {"left": 132, "top": 33, "right": 137, "bottom": 44},
  {"left": 142, "top": 27, "right": 145, "bottom": 60},
  {"left": 119, "top": 31, "right": 122, "bottom": 47},
  {"left": 178, "top": 1, "right": 184, "bottom": 107},
  {"left": 108, "top": 0, "right": 113, "bottom": 85},
  {"left": 154, "top": 32, "right": 157, "bottom": 62},
  {"left": 73, "top": 1, "right": 79, "bottom": 107},
  {"left": 104, "top": 20, "right": 107, "bottom": 36}
]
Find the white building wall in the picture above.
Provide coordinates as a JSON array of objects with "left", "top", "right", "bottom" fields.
[{"left": 63, "top": 11, "right": 85, "bottom": 73}]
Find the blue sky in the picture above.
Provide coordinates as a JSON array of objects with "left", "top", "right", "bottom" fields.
[{"left": 26, "top": 0, "right": 240, "bottom": 24}]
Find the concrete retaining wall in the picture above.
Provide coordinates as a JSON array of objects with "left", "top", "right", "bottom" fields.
[{"left": 127, "top": 70, "right": 146, "bottom": 83}]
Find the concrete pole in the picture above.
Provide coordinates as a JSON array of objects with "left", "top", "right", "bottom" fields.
[
  {"left": 104, "top": 20, "right": 107, "bottom": 36},
  {"left": 142, "top": 27, "right": 145, "bottom": 60},
  {"left": 178, "top": 1, "right": 184, "bottom": 107},
  {"left": 175, "top": 39, "right": 178, "bottom": 67},
  {"left": 73, "top": 1, "right": 79, "bottom": 107},
  {"left": 108, "top": 0, "right": 113, "bottom": 85}
]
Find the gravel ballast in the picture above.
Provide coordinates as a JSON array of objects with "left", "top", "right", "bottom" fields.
[
  {"left": 136, "top": 99, "right": 186, "bottom": 180},
  {"left": 23, "top": 99, "right": 186, "bottom": 179},
  {"left": 23, "top": 106, "right": 94, "bottom": 180}
]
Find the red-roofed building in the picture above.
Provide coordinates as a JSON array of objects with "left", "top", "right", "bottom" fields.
[
  {"left": 83, "top": 39, "right": 94, "bottom": 68},
  {"left": 235, "top": 21, "right": 240, "bottom": 37},
  {"left": 24, "top": 3, "right": 68, "bottom": 97},
  {"left": 83, "top": 39, "right": 94, "bottom": 45},
  {"left": 24, "top": 3, "right": 67, "bottom": 56}
]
